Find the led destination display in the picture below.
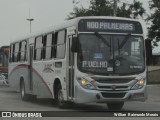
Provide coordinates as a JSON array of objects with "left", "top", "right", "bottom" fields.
[
  {"left": 78, "top": 19, "right": 143, "bottom": 34},
  {"left": 87, "top": 22, "right": 134, "bottom": 31}
]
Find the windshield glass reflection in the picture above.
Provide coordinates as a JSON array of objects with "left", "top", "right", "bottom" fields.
[{"left": 77, "top": 34, "right": 145, "bottom": 75}]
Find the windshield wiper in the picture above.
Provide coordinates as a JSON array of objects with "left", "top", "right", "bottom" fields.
[
  {"left": 95, "top": 32, "right": 111, "bottom": 47},
  {"left": 118, "top": 33, "right": 131, "bottom": 49}
]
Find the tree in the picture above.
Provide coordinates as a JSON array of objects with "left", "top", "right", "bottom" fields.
[
  {"left": 117, "top": 0, "right": 145, "bottom": 19},
  {"left": 89, "top": 0, "right": 113, "bottom": 16},
  {"left": 67, "top": 6, "right": 89, "bottom": 20},
  {"left": 147, "top": 0, "right": 160, "bottom": 46},
  {"left": 67, "top": 0, "right": 113, "bottom": 19},
  {"left": 67, "top": 0, "right": 145, "bottom": 20},
  {"left": 129, "top": 0, "right": 146, "bottom": 19}
]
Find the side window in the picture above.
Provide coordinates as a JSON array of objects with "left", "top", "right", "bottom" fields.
[
  {"left": 14, "top": 43, "right": 20, "bottom": 62},
  {"left": 34, "top": 36, "right": 43, "bottom": 60},
  {"left": 55, "top": 30, "right": 66, "bottom": 59},
  {"left": 10, "top": 44, "right": 14, "bottom": 62},
  {"left": 42, "top": 35, "right": 47, "bottom": 59},
  {"left": 44, "top": 34, "right": 53, "bottom": 59},
  {"left": 20, "top": 41, "right": 27, "bottom": 61}
]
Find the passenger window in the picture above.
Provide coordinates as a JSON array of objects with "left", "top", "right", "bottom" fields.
[
  {"left": 55, "top": 30, "right": 66, "bottom": 59},
  {"left": 57, "top": 31, "right": 65, "bottom": 44},
  {"left": 20, "top": 41, "right": 27, "bottom": 61},
  {"left": 35, "top": 36, "right": 43, "bottom": 60},
  {"left": 10, "top": 44, "right": 14, "bottom": 62},
  {"left": 45, "top": 34, "right": 53, "bottom": 59},
  {"left": 14, "top": 43, "right": 20, "bottom": 62}
]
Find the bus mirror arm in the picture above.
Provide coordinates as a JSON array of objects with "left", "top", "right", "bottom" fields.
[{"left": 71, "top": 37, "right": 78, "bottom": 52}]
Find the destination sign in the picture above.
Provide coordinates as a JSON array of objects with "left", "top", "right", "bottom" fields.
[
  {"left": 87, "top": 22, "right": 134, "bottom": 31},
  {"left": 78, "top": 19, "right": 143, "bottom": 34}
]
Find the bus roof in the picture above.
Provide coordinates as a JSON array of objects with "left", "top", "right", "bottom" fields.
[{"left": 11, "top": 16, "right": 142, "bottom": 44}]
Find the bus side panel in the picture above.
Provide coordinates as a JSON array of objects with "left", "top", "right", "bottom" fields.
[
  {"left": 9, "top": 63, "right": 53, "bottom": 98},
  {"left": 9, "top": 64, "right": 19, "bottom": 92},
  {"left": 32, "top": 61, "right": 53, "bottom": 98},
  {"left": 42, "top": 59, "right": 67, "bottom": 100},
  {"left": 9, "top": 63, "right": 29, "bottom": 92},
  {"left": 42, "top": 60, "right": 55, "bottom": 99}
]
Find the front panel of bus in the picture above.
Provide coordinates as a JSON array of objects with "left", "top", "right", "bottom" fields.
[{"left": 73, "top": 19, "right": 147, "bottom": 103}]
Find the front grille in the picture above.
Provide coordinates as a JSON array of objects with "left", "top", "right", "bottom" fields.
[
  {"left": 95, "top": 79, "right": 133, "bottom": 84},
  {"left": 92, "top": 77, "right": 136, "bottom": 91},
  {"left": 101, "top": 92, "right": 126, "bottom": 98},
  {"left": 98, "top": 86, "right": 128, "bottom": 89}
]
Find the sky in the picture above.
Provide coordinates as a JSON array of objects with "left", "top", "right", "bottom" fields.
[
  {"left": 0, "top": 0, "right": 151, "bottom": 46},
  {"left": 0, "top": 0, "right": 75, "bottom": 45}
]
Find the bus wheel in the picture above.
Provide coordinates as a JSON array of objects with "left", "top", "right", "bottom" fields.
[
  {"left": 20, "top": 81, "right": 29, "bottom": 101},
  {"left": 107, "top": 102, "right": 124, "bottom": 111},
  {"left": 56, "top": 84, "right": 70, "bottom": 108}
]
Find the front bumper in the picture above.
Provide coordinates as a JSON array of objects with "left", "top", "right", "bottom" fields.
[{"left": 74, "top": 84, "right": 147, "bottom": 103}]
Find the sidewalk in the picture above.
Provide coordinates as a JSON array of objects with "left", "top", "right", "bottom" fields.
[
  {"left": 147, "top": 84, "right": 160, "bottom": 104},
  {"left": 147, "top": 66, "right": 160, "bottom": 84},
  {"left": 147, "top": 66, "right": 160, "bottom": 72}
]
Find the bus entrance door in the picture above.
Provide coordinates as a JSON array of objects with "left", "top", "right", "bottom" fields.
[{"left": 68, "top": 36, "right": 75, "bottom": 99}]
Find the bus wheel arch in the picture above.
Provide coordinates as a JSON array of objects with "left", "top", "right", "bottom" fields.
[
  {"left": 53, "top": 78, "right": 70, "bottom": 108},
  {"left": 53, "top": 78, "right": 61, "bottom": 100}
]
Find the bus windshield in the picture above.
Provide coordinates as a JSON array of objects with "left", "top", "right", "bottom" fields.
[{"left": 77, "top": 34, "right": 145, "bottom": 75}]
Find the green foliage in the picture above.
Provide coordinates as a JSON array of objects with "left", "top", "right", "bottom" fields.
[
  {"left": 128, "top": 0, "right": 146, "bottom": 19},
  {"left": 67, "top": 0, "right": 145, "bottom": 20},
  {"left": 117, "top": 3, "right": 131, "bottom": 18},
  {"left": 147, "top": 0, "right": 160, "bottom": 43},
  {"left": 67, "top": 6, "right": 89, "bottom": 20},
  {"left": 89, "top": 0, "right": 113, "bottom": 16}
]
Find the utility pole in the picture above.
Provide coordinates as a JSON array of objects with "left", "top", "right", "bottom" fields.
[
  {"left": 27, "top": 18, "right": 34, "bottom": 33},
  {"left": 27, "top": 8, "right": 34, "bottom": 33},
  {"left": 113, "top": 0, "right": 118, "bottom": 16}
]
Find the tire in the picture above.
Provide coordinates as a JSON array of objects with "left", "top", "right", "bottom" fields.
[
  {"left": 107, "top": 102, "right": 124, "bottom": 111},
  {"left": 20, "top": 81, "right": 29, "bottom": 101},
  {"left": 56, "top": 84, "right": 71, "bottom": 108}
]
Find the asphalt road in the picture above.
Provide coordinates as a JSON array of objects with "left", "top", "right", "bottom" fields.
[{"left": 0, "top": 84, "right": 160, "bottom": 120}]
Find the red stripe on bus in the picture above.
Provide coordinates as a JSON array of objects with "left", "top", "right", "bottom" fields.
[{"left": 9, "top": 64, "right": 53, "bottom": 97}]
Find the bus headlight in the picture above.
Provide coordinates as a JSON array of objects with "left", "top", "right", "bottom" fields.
[
  {"left": 131, "top": 79, "right": 145, "bottom": 90},
  {"left": 77, "top": 78, "right": 96, "bottom": 90}
]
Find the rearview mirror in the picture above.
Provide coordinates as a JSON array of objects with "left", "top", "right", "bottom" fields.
[{"left": 71, "top": 37, "right": 78, "bottom": 52}]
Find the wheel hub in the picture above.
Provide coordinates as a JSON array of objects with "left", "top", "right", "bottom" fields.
[
  {"left": 58, "top": 90, "right": 64, "bottom": 104},
  {"left": 21, "top": 85, "right": 25, "bottom": 97}
]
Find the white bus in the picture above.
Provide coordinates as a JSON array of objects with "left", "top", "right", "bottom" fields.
[{"left": 9, "top": 16, "right": 147, "bottom": 110}]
